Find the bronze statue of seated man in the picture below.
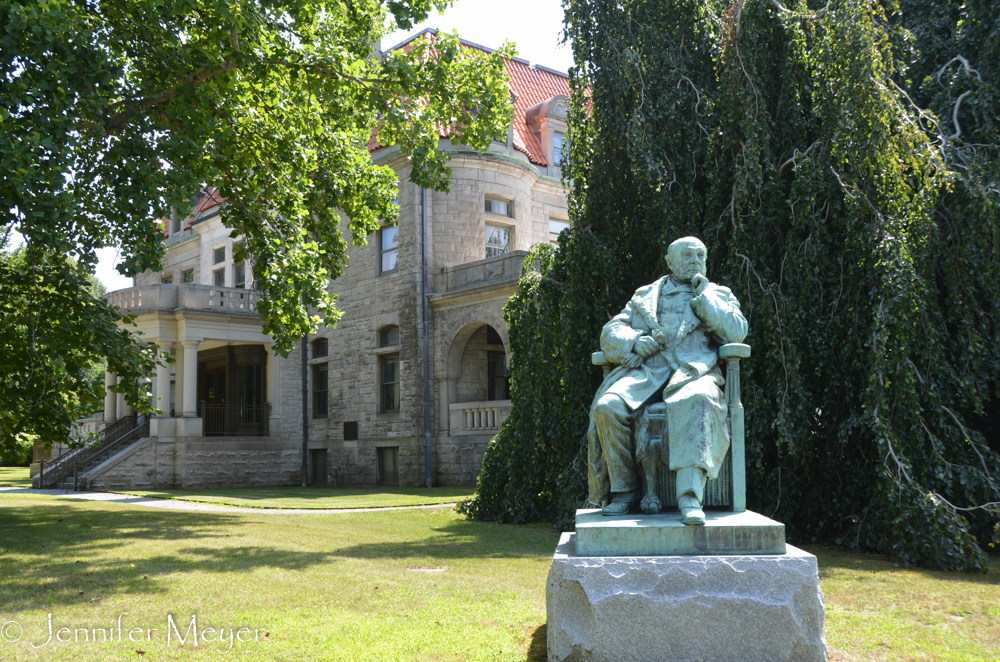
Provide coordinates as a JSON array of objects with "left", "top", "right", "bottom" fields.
[{"left": 586, "top": 237, "right": 748, "bottom": 525}]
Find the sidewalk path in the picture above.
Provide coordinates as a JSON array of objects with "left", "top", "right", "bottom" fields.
[{"left": 0, "top": 487, "right": 458, "bottom": 514}]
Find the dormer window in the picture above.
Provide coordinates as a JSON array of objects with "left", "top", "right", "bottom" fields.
[{"left": 553, "top": 132, "right": 566, "bottom": 166}]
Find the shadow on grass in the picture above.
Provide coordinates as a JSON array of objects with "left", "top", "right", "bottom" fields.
[
  {"left": 121, "top": 485, "right": 474, "bottom": 503},
  {"left": 0, "top": 503, "right": 337, "bottom": 611},
  {"left": 329, "top": 519, "right": 561, "bottom": 561},
  {"left": 524, "top": 624, "right": 547, "bottom": 661},
  {"left": 807, "top": 545, "right": 1000, "bottom": 585}
]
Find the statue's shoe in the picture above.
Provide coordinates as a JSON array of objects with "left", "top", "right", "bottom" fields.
[
  {"left": 640, "top": 494, "right": 661, "bottom": 514},
  {"left": 601, "top": 499, "right": 634, "bottom": 516},
  {"left": 680, "top": 507, "right": 706, "bottom": 526}
]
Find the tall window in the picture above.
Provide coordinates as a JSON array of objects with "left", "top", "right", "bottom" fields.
[
  {"left": 486, "top": 224, "right": 511, "bottom": 258},
  {"left": 234, "top": 263, "right": 246, "bottom": 288},
  {"left": 213, "top": 268, "right": 225, "bottom": 287},
  {"left": 313, "top": 364, "right": 328, "bottom": 418},
  {"left": 380, "top": 355, "right": 399, "bottom": 412},
  {"left": 553, "top": 131, "right": 566, "bottom": 165},
  {"left": 488, "top": 351, "right": 510, "bottom": 400},
  {"left": 214, "top": 247, "right": 226, "bottom": 264},
  {"left": 380, "top": 226, "right": 399, "bottom": 273}
]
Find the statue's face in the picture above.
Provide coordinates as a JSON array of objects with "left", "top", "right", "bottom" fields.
[{"left": 666, "top": 239, "right": 707, "bottom": 283}]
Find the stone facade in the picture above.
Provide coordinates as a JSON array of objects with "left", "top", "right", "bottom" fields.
[{"left": 97, "top": 35, "right": 572, "bottom": 489}]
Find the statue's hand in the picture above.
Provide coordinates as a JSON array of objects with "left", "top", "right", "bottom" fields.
[
  {"left": 691, "top": 273, "right": 710, "bottom": 297},
  {"left": 621, "top": 353, "right": 643, "bottom": 369},
  {"left": 634, "top": 336, "right": 661, "bottom": 358}
]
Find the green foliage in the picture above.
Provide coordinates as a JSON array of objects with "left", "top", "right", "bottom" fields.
[
  {"left": 0, "top": 239, "right": 160, "bottom": 459},
  {"left": 1, "top": 0, "right": 513, "bottom": 356},
  {"left": 464, "top": 0, "right": 1000, "bottom": 570},
  {"left": 1, "top": 0, "right": 513, "bottom": 456}
]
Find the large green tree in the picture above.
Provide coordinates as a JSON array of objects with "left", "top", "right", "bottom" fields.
[
  {"left": 463, "top": 0, "right": 1000, "bottom": 570},
  {"left": 1, "top": 0, "right": 512, "bottom": 452}
]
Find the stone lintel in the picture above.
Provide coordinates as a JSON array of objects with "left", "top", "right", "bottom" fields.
[{"left": 575, "top": 508, "right": 786, "bottom": 556}]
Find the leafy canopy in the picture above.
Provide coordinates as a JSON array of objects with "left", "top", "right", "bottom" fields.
[
  {"left": 1, "top": 0, "right": 513, "bottom": 451},
  {"left": 463, "top": 0, "right": 1000, "bottom": 571},
  {"left": 1, "top": 0, "right": 513, "bottom": 354}
]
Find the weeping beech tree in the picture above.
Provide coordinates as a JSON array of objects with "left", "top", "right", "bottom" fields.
[{"left": 461, "top": 0, "right": 1000, "bottom": 571}]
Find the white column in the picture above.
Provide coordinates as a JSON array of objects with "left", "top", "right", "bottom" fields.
[
  {"left": 104, "top": 370, "right": 118, "bottom": 423},
  {"left": 155, "top": 343, "right": 173, "bottom": 416},
  {"left": 118, "top": 376, "right": 134, "bottom": 418},
  {"left": 181, "top": 339, "right": 200, "bottom": 417},
  {"left": 174, "top": 342, "right": 185, "bottom": 417}
]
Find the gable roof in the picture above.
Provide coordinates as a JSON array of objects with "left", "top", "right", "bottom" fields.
[{"left": 379, "top": 28, "right": 571, "bottom": 166}]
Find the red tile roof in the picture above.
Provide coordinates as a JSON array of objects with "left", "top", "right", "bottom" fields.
[
  {"left": 377, "top": 29, "right": 571, "bottom": 166},
  {"left": 161, "top": 187, "right": 224, "bottom": 237}
]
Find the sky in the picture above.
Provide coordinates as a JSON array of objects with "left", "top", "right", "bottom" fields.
[{"left": 84, "top": 0, "right": 574, "bottom": 292}]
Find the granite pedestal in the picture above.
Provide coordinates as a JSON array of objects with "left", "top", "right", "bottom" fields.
[{"left": 546, "top": 530, "right": 828, "bottom": 662}]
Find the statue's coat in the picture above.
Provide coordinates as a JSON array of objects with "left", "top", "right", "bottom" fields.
[{"left": 587, "top": 276, "right": 748, "bottom": 506}]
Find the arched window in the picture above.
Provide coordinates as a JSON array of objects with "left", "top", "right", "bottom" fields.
[
  {"left": 379, "top": 325, "right": 399, "bottom": 348},
  {"left": 312, "top": 338, "right": 328, "bottom": 358}
]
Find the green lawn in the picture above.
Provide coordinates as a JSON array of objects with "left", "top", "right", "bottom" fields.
[
  {"left": 113, "top": 485, "right": 476, "bottom": 509},
  {"left": 0, "top": 465, "right": 31, "bottom": 487},
  {"left": 1, "top": 491, "right": 997, "bottom": 661}
]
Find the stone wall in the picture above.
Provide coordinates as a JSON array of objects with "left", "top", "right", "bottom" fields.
[{"left": 86, "top": 437, "right": 303, "bottom": 490}]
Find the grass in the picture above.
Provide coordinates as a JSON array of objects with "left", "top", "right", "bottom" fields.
[
  {"left": 811, "top": 546, "right": 1000, "bottom": 661},
  {"left": 0, "top": 465, "right": 31, "bottom": 487},
  {"left": 0, "top": 490, "right": 997, "bottom": 661},
  {"left": 111, "top": 485, "right": 477, "bottom": 510}
]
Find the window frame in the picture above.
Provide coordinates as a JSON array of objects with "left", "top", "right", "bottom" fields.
[
  {"left": 379, "top": 325, "right": 400, "bottom": 348},
  {"left": 213, "top": 268, "right": 225, "bottom": 287},
  {"left": 485, "top": 222, "right": 512, "bottom": 258},
  {"left": 161, "top": 275, "right": 173, "bottom": 285},
  {"left": 312, "top": 363, "right": 328, "bottom": 419},
  {"left": 553, "top": 131, "right": 566, "bottom": 166},
  {"left": 484, "top": 197, "right": 514, "bottom": 218},
  {"left": 312, "top": 337, "right": 328, "bottom": 358},
  {"left": 379, "top": 225, "right": 399, "bottom": 274},
  {"left": 182, "top": 269, "right": 194, "bottom": 283},
  {"left": 379, "top": 353, "right": 400, "bottom": 413},
  {"left": 234, "top": 262, "right": 246, "bottom": 288},
  {"left": 213, "top": 247, "right": 226, "bottom": 265}
]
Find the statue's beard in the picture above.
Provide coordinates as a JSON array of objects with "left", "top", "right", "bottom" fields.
[{"left": 671, "top": 265, "right": 705, "bottom": 283}]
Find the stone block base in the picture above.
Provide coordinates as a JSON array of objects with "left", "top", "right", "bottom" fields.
[{"left": 546, "top": 532, "right": 828, "bottom": 662}]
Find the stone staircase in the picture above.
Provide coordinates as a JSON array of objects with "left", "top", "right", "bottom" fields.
[
  {"left": 37, "top": 416, "right": 150, "bottom": 490},
  {"left": 53, "top": 430, "right": 150, "bottom": 490}
]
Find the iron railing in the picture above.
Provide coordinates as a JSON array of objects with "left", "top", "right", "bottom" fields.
[
  {"left": 37, "top": 415, "right": 139, "bottom": 489},
  {"left": 71, "top": 417, "right": 150, "bottom": 491},
  {"left": 200, "top": 402, "right": 270, "bottom": 437}
]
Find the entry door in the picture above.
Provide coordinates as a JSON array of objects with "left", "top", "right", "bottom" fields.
[
  {"left": 204, "top": 367, "right": 227, "bottom": 404},
  {"left": 310, "top": 449, "right": 328, "bottom": 485}
]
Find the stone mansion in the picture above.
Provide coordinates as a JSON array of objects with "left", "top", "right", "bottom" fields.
[{"left": 38, "top": 32, "right": 572, "bottom": 491}]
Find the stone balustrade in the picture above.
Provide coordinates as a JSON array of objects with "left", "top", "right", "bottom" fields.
[
  {"left": 106, "top": 284, "right": 260, "bottom": 314},
  {"left": 434, "top": 251, "right": 527, "bottom": 294},
  {"left": 449, "top": 400, "right": 511, "bottom": 436}
]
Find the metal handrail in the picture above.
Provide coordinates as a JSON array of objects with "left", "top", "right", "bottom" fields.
[
  {"left": 36, "top": 415, "right": 139, "bottom": 488},
  {"left": 73, "top": 418, "right": 150, "bottom": 491}
]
